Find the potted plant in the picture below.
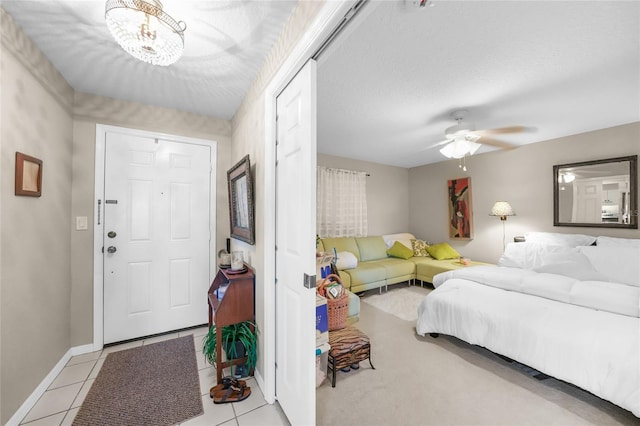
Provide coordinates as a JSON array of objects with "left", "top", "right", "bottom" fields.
[{"left": 202, "top": 320, "right": 258, "bottom": 378}]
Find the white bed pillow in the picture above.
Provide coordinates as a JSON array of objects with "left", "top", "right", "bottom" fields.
[
  {"left": 534, "top": 262, "right": 609, "bottom": 282},
  {"left": 498, "top": 242, "right": 587, "bottom": 270},
  {"left": 382, "top": 233, "right": 415, "bottom": 250},
  {"left": 524, "top": 232, "right": 596, "bottom": 247},
  {"left": 596, "top": 236, "right": 640, "bottom": 248},
  {"left": 335, "top": 251, "right": 358, "bottom": 270},
  {"left": 578, "top": 246, "right": 640, "bottom": 287}
]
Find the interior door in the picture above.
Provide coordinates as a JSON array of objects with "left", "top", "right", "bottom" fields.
[
  {"left": 275, "top": 60, "right": 317, "bottom": 425},
  {"left": 103, "top": 132, "right": 211, "bottom": 344}
]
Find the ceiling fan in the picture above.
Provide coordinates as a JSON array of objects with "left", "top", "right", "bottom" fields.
[{"left": 433, "top": 109, "right": 526, "bottom": 160}]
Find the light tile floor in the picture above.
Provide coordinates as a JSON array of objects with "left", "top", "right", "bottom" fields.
[{"left": 19, "top": 326, "right": 290, "bottom": 426}]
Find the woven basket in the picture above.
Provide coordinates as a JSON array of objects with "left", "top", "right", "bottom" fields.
[{"left": 318, "top": 274, "right": 349, "bottom": 331}]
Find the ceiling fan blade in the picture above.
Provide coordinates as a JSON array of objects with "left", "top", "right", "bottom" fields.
[
  {"left": 419, "top": 138, "right": 451, "bottom": 152},
  {"left": 474, "top": 126, "right": 527, "bottom": 136},
  {"left": 477, "top": 136, "right": 517, "bottom": 149}
]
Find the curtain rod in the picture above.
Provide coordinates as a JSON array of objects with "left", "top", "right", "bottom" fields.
[{"left": 320, "top": 166, "right": 370, "bottom": 176}]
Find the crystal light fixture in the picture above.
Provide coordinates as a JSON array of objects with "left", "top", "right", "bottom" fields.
[{"left": 105, "top": 0, "right": 186, "bottom": 66}]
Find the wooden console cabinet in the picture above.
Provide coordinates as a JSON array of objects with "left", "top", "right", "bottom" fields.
[{"left": 207, "top": 265, "right": 255, "bottom": 384}]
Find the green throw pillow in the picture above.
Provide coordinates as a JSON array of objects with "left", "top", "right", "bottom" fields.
[
  {"left": 411, "top": 239, "right": 430, "bottom": 257},
  {"left": 386, "top": 241, "right": 414, "bottom": 259},
  {"left": 426, "top": 242, "right": 461, "bottom": 260}
]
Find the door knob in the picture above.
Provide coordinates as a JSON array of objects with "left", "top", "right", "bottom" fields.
[{"left": 107, "top": 246, "right": 117, "bottom": 254}]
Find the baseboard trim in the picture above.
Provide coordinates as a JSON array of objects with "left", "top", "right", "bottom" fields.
[
  {"left": 254, "top": 369, "right": 273, "bottom": 404},
  {"left": 6, "top": 344, "right": 96, "bottom": 426}
]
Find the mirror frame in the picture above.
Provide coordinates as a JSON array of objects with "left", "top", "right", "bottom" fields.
[
  {"left": 227, "top": 154, "right": 255, "bottom": 244},
  {"left": 553, "top": 155, "right": 638, "bottom": 229}
]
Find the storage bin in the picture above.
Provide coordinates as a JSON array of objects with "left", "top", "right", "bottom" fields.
[{"left": 316, "top": 342, "right": 330, "bottom": 387}]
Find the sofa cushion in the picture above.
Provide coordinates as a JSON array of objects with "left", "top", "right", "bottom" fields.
[
  {"left": 382, "top": 233, "right": 415, "bottom": 249},
  {"left": 376, "top": 258, "right": 416, "bottom": 278},
  {"left": 321, "top": 237, "right": 360, "bottom": 261},
  {"left": 346, "top": 262, "right": 386, "bottom": 286},
  {"left": 426, "top": 242, "right": 460, "bottom": 260},
  {"left": 411, "top": 239, "right": 430, "bottom": 257},
  {"left": 356, "top": 236, "right": 388, "bottom": 261},
  {"left": 386, "top": 241, "right": 414, "bottom": 259},
  {"left": 335, "top": 251, "right": 358, "bottom": 270}
]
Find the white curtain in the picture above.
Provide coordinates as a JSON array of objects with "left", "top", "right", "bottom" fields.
[{"left": 317, "top": 166, "right": 368, "bottom": 237}]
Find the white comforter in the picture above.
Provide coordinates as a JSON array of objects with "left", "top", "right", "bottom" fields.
[{"left": 416, "top": 266, "right": 640, "bottom": 417}]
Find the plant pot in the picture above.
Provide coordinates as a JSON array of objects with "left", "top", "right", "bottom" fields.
[{"left": 225, "top": 340, "right": 247, "bottom": 378}]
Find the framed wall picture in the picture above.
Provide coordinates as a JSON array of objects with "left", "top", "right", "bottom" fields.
[
  {"left": 447, "top": 177, "right": 473, "bottom": 239},
  {"left": 15, "top": 152, "right": 42, "bottom": 197},
  {"left": 227, "top": 155, "right": 255, "bottom": 245}
]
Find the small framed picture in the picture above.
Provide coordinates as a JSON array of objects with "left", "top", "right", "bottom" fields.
[{"left": 15, "top": 152, "right": 42, "bottom": 197}]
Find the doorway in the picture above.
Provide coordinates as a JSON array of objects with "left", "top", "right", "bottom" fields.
[{"left": 94, "top": 124, "right": 217, "bottom": 347}]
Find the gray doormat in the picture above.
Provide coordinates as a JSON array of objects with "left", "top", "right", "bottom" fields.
[{"left": 73, "top": 336, "right": 203, "bottom": 425}]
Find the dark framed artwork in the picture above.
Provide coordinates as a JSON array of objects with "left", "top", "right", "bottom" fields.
[
  {"left": 227, "top": 155, "right": 255, "bottom": 245},
  {"left": 447, "top": 177, "right": 473, "bottom": 239},
  {"left": 15, "top": 152, "right": 42, "bottom": 197}
]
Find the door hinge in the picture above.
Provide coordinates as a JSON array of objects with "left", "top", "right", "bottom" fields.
[{"left": 303, "top": 273, "right": 316, "bottom": 289}]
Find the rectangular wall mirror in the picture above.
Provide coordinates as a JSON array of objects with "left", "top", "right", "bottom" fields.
[{"left": 554, "top": 155, "right": 637, "bottom": 229}]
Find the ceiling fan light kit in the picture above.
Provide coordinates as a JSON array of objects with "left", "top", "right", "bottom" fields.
[
  {"left": 105, "top": 0, "right": 186, "bottom": 66},
  {"left": 435, "top": 109, "right": 524, "bottom": 165}
]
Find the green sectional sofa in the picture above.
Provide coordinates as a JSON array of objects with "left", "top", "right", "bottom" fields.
[{"left": 318, "top": 234, "right": 491, "bottom": 294}]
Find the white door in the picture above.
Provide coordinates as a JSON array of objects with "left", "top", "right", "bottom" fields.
[
  {"left": 572, "top": 180, "right": 602, "bottom": 222},
  {"left": 103, "top": 132, "right": 211, "bottom": 344},
  {"left": 275, "top": 60, "right": 317, "bottom": 425}
]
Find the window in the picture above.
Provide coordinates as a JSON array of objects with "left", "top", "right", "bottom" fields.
[{"left": 317, "top": 167, "right": 367, "bottom": 237}]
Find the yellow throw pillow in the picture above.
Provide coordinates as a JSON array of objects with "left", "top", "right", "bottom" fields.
[
  {"left": 426, "top": 242, "right": 461, "bottom": 260},
  {"left": 411, "top": 239, "right": 430, "bottom": 257},
  {"left": 386, "top": 241, "right": 414, "bottom": 259}
]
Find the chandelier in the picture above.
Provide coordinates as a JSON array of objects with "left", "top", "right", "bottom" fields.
[{"left": 105, "top": 0, "right": 186, "bottom": 66}]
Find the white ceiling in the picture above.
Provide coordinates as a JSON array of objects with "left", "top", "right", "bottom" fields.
[
  {"left": 2, "top": 1, "right": 639, "bottom": 168},
  {"left": 1, "top": 0, "right": 298, "bottom": 120},
  {"left": 317, "top": 0, "right": 640, "bottom": 167}
]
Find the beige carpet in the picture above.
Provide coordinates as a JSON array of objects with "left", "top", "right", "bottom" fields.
[
  {"left": 360, "top": 285, "right": 431, "bottom": 321},
  {"left": 317, "top": 289, "right": 639, "bottom": 426},
  {"left": 73, "top": 336, "right": 203, "bottom": 426}
]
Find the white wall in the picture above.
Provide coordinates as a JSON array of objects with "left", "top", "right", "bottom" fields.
[
  {"left": 409, "top": 122, "right": 640, "bottom": 264},
  {"left": 317, "top": 153, "right": 409, "bottom": 236}
]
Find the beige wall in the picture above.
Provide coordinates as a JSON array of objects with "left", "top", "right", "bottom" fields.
[
  {"left": 230, "top": 0, "right": 325, "bottom": 380},
  {"left": 318, "top": 153, "right": 409, "bottom": 236},
  {"left": 1, "top": 9, "right": 74, "bottom": 422},
  {"left": 409, "top": 122, "right": 640, "bottom": 264},
  {"left": 1, "top": 7, "right": 233, "bottom": 421},
  {"left": 70, "top": 93, "right": 232, "bottom": 346}
]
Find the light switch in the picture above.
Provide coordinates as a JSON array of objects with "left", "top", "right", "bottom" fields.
[{"left": 76, "top": 216, "right": 88, "bottom": 231}]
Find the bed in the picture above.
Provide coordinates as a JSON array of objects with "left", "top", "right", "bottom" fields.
[{"left": 416, "top": 233, "right": 640, "bottom": 417}]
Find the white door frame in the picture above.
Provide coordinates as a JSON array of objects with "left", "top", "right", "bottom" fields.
[
  {"left": 261, "top": 0, "right": 358, "bottom": 403},
  {"left": 93, "top": 124, "right": 217, "bottom": 350}
]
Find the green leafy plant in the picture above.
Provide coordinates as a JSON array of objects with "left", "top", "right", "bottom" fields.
[{"left": 202, "top": 321, "right": 258, "bottom": 375}]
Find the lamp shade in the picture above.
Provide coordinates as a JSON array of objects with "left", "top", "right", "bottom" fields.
[{"left": 490, "top": 201, "right": 515, "bottom": 219}]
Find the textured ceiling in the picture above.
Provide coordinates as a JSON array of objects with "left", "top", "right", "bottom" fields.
[
  {"left": 1, "top": 0, "right": 297, "bottom": 120},
  {"left": 317, "top": 0, "right": 640, "bottom": 167},
  {"left": 3, "top": 1, "right": 639, "bottom": 168}
]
